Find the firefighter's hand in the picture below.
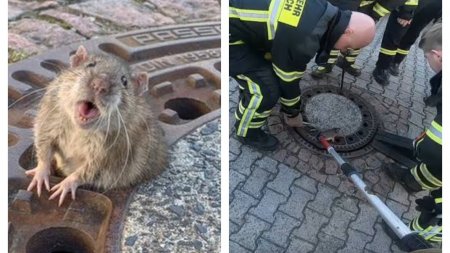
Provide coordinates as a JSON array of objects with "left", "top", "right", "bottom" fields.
[
  {"left": 415, "top": 196, "right": 441, "bottom": 214},
  {"left": 397, "top": 18, "right": 412, "bottom": 27}
]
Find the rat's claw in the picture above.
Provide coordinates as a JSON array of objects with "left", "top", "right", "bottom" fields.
[
  {"left": 26, "top": 167, "right": 50, "bottom": 197},
  {"left": 49, "top": 174, "right": 80, "bottom": 206}
]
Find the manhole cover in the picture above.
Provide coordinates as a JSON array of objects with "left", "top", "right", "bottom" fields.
[
  {"left": 293, "top": 85, "right": 379, "bottom": 156},
  {"left": 8, "top": 22, "right": 220, "bottom": 253}
]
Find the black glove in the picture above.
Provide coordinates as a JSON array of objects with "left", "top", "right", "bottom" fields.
[
  {"left": 415, "top": 196, "right": 442, "bottom": 215},
  {"left": 280, "top": 103, "right": 300, "bottom": 118}
]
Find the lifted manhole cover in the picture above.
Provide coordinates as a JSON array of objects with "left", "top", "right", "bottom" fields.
[
  {"left": 293, "top": 85, "right": 379, "bottom": 157},
  {"left": 8, "top": 22, "right": 220, "bottom": 253}
]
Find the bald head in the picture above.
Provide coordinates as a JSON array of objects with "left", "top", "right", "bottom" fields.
[{"left": 334, "top": 11, "right": 376, "bottom": 51}]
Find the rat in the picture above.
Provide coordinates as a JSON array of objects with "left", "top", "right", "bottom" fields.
[{"left": 26, "top": 45, "right": 168, "bottom": 206}]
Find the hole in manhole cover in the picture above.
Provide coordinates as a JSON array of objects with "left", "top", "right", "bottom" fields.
[
  {"left": 165, "top": 98, "right": 211, "bottom": 120},
  {"left": 292, "top": 85, "right": 379, "bottom": 157},
  {"left": 26, "top": 227, "right": 95, "bottom": 253}
]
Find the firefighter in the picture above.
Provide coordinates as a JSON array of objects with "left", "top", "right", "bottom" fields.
[
  {"left": 384, "top": 0, "right": 441, "bottom": 82},
  {"left": 372, "top": 0, "right": 420, "bottom": 85},
  {"left": 312, "top": 0, "right": 408, "bottom": 79},
  {"left": 230, "top": 0, "right": 376, "bottom": 150},
  {"left": 384, "top": 23, "right": 442, "bottom": 243}
]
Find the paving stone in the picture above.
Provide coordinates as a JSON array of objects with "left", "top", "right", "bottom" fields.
[
  {"left": 307, "top": 169, "right": 327, "bottom": 184},
  {"left": 250, "top": 189, "right": 286, "bottom": 223},
  {"left": 307, "top": 184, "right": 341, "bottom": 217},
  {"left": 279, "top": 186, "right": 314, "bottom": 219},
  {"left": 230, "top": 215, "right": 271, "bottom": 251},
  {"left": 284, "top": 155, "right": 299, "bottom": 168},
  {"left": 230, "top": 221, "right": 240, "bottom": 234},
  {"left": 338, "top": 228, "right": 374, "bottom": 253},
  {"left": 267, "top": 163, "right": 301, "bottom": 196},
  {"left": 229, "top": 170, "right": 247, "bottom": 197},
  {"left": 262, "top": 212, "right": 302, "bottom": 248},
  {"left": 148, "top": 0, "right": 220, "bottom": 23},
  {"left": 286, "top": 238, "right": 315, "bottom": 253},
  {"left": 231, "top": 146, "right": 263, "bottom": 176},
  {"left": 322, "top": 206, "right": 356, "bottom": 240},
  {"left": 388, "top": 182, "right": 410, "bottom": 206},
  {"left": 386, "top": 199, "right": 409, "bottom": 220},
  {"left": 253, "top": 156, "right": 279, "bottom": 174},
  {"left": 292, "top": 208, "right": 329, "bottom": 243},
  {"left": 334, "top": 195, "right": 359, "bottom": 214},
  {"left": 9, "top": 19, "right": 85, "bottom": 49},
  {"left": 242, "top": 167, "right": 273, "bottom": 199},
  {"left": 326, "top": 175, "right": 341, "bottom": 187},
  {"left": 324, "top": 159, "right": 339, "bottom": 175},
  {"left": 365, "top": 223, "right": 393, "bottom": 253},
  {"left": 255, "top": 238, "right": 284, "bottom": 253},
  {"left": 298, "top": 149, "right": 313, "bottom": 162},
  {"left": 314, "top": 232, "right": 345, "bottom": 253},
  {"left": 8, "top": 33, "right": 43, "bottom": 56},
  {"left": 230, "top": 190, "right": 258, "bottom": 225},
  {"left": 350, "top": 202, "right": 379, "bottom": 235},
  {"left": 68, "top": 0, "right": 175, "bottom": 28},
  {"left": 272, "top": 148, "right": 287, "bottom": 163},
  {"left": 230, "top": 137, "right": 242, "bottom": 155},
  {"left": 40, "top": 9, "right": 103, "bottom": 38},
  {"left": 230, "top": 241, "right": 252, "bottom": 253},
  {"left": 294, "top": 175, "right": 318, "bottom": 194}
]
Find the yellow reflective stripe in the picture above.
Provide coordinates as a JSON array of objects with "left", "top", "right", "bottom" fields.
[
  {"left": 239, "top": 101, "right": 245, "bottom": 114},
  {"left": 412, "top": 217, "right": 423, "bottom": 231},
  {"left": 435, "top": 198, "right": 442, "bottom": 204},
  {"left": 255, "top": 110, "right": 272, "bottom": 118},
  {"left": 267, "top": 0, "right": 285, "bottom": 40},
  {"left": 405, "top": 0, "right": 418, "bottom": 6},
  {"left": 230, "top": 40, "right": 245, "bottom": 45},
  {"left": 345, "top": 56, "right": 356, "bottom": 62},
  {"left": 273, "top": 64, "right": 304, "bottom": 81},
  {"left": 373, "top": 3, "right": 390, "bottom": 17},
  {"left": 236, "top": 75, "right": 263, "bottom": 136},
  {"left": 327, "top": 58, "right": 337, "bottom": 64},
  {"left": 432, "top": 120, "right": 442, "bottom": 131},
  {"left": 317, "top": 66, "right": 326, "bottom": 70},
  {"left": 349, "top": 49, "right": 361, "bottom": 55},
  {"left": 264, "top": 52, "right": 272, "bottom": 60},
  {"left": 419, "top": 226, "right": 433, "bottom": 236},
  {"left": 423, "top": 226, "right": 442, "bottom": 240},
  {"left": 280, "top": 96, "right": 300, "bottom": 106},
  {"left": 419, "top": 163, "right": 442, "bottom": 187},
  {"left": 229, "top": 7, "right": 269, "bottom": 22},
  {"left": 380, "top": 48, "right": 397, "bottom": 56},
  {"left": 330, "top": 50, "right": 340, "bottom": 56},
  {"left": 411, "top": 165, "right": 435, "bottom": 190},
  {"left": 426, "top": 129, "right": 442, "bottom": 145},
  {"left": 360, "top": 0, "right": 374, "bottom": 7},
  {"left": 238, "top": 84, "right": 245, "bottom": 90},
  {"left": 235, "top": 111, "right": 241, "bottom": 120},
  {"left": 249, "top": 120, "right": 266, "bottom": 128},
  {"left": 397, "top": 48, "right": 409, "bottom": 55},
  {"left": 278, "top": 0, "right": 306, "bottom": 28}
]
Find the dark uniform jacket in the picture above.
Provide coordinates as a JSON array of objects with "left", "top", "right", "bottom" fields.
[{"left": 230, "top": 0, "right": 351, "bottom": 88}]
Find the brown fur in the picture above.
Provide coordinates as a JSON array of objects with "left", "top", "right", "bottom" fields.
[{"left": 33, "top": 47, "right": 168, "bottom": 190}]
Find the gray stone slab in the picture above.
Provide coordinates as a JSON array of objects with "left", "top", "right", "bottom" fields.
[
  {"left": 279, "top": 186, "right": 314, "bottom": 220},
  {"left": 230, "top": 241, "right": 252, "bottom": 253},
  {"left": 314, "top": 232, "right": 345, "bottom": 253},
  {"left": 365, "top": 223, "right": 393, "bottom": 253},
  {"left": 292, "top": 208, "right": 329, "bottom": 244},
  {"left": 230, "top": 190, "right": 259, "bottom": 225},
  {"left": 338, "top": 228, "right": 373, "bottom": 253},
  {"left": 242, "top": 167, "right": 273, "bottom": 199},
  {"left": 294, "top": 175, "right": 318, "bottom": 194},
  {"left": 255, "top": 238, "right": 284, "bottom": 253},
  {"left": 250, "top": 189, "right": 287, "bottom": 223},
  {"left": 286, "top": 238, "right": 315, "bottom": 253},
  {"left": 230, "top": 170, "right": 247, "bottom": 197},
  {"left": 231, "top": 146, "right": 263, "bottom": 176},
  {"left": 350, "top": 202, "right": 379, "bottom": 236},
  {"left": 262, "top": 212, "right": 302, "bottom": 248},
  {"left": 322, "top": 206, "right": 357, "bottom": 240},
  {"left": 253, "top": 156, "right": 279, "bottom": 174},
  {"left": 267, "top": 163, "right": 301, "bottom": 196},
  {"left": 230, "top": 215, "right": 271, "bottom": 251},
  {"left": 307, "top": 184, "right": 341, "bottom": 217}
]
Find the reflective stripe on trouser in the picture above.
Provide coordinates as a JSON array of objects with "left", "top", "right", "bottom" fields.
[
  {"left": 345, "top": 48, "right": 361, "bottom": 67},
  {"left": 373, "top": 3, "right": 390, "bottom": 17},
  {"left": 235, "top": 75, "right": 264, "bottom": 136},
  {"left": 410, "top": 163, "right": 442, "bottom": 191},
  {"left": 376, "top": 10, "right": 410, "bottom": 68},
  {"left": 410, "top": 216, "right": 442, "bottom": 242},
  {"left": 280, "top": 96, "right": 300, "bottom": 107},
  {"left": 426, "top": 120, "right": 442, "bottom": 145},
  {"left": 317, "top": 49, "right": 339, "bottom": 70}
]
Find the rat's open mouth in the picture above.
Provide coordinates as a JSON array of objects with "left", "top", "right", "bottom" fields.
[{"left": 76, "top": 100, "right": 100, "bottom": 126}]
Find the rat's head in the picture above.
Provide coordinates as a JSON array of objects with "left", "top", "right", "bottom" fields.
[{"left": 61, "top": 45, "right": 148, "bottom": 130}]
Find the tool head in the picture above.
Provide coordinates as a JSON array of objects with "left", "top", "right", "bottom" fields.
[{"left": 315, "top": 128, "right": 342, "bottom": 142}]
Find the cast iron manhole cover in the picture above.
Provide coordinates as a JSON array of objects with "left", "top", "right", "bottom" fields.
[
  {"left": 292, "top": 85, "right": 379, "bottom": 157},
  {"left": 8, "top": 22, "right": 220, "bottom": 253}
]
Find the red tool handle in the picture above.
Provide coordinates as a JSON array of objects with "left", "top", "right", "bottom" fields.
[{"left": 319, "top": 136, "right": 331, "bottom": 149}]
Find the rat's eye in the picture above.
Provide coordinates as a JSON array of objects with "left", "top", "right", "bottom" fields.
[
  {"left": 86, "top": 62, "right": 96, "bottom": 68},
  {"left": 121, "top": 75, "right": 128, "bottom": 86}
]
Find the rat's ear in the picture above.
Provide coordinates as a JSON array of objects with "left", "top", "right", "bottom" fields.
[
  {"left": 132, "top": 72, "right": 149, "bottom": 96},
  {"left": 70, "top": 45, "right": 89, "bottom": 68}
]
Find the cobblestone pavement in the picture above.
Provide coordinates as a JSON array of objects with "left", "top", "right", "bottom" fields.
[
  {"left": 229, "top": 18, "right": 436, "bottom": 253},
  {"left": 122, "top": 119, "right": 220, "bottom": 252},
  {"left": 8, "top": 0, "right": 220, "bottom": 62}
]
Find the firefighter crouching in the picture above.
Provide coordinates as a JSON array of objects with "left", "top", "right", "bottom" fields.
[
  {"left": 384, "top": 23, "right": 442, "bottom": 243},
  {"left": 230, "top": 0, "right": 376, "bottom": 151}
]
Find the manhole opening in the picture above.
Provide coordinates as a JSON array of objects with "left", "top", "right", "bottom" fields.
[
  {"left": 164, "top": 98, "right": 211, "bottom": 120},
  {"left": 18, "top": 145, "right": 37, "bottom": 171},
  {"left": 294, "top": 85, "right": 379, "bottom": 155},
  {"left": 26, "top": 227, "right": 95, "bottom": 253}
]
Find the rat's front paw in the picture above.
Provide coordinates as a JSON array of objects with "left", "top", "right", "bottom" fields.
[
  {"left": 49, "top": 173, "right": 80, "bottom": 206},
  {"left": 26, "top": 166, "right": 51, "bottom": 197}
]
